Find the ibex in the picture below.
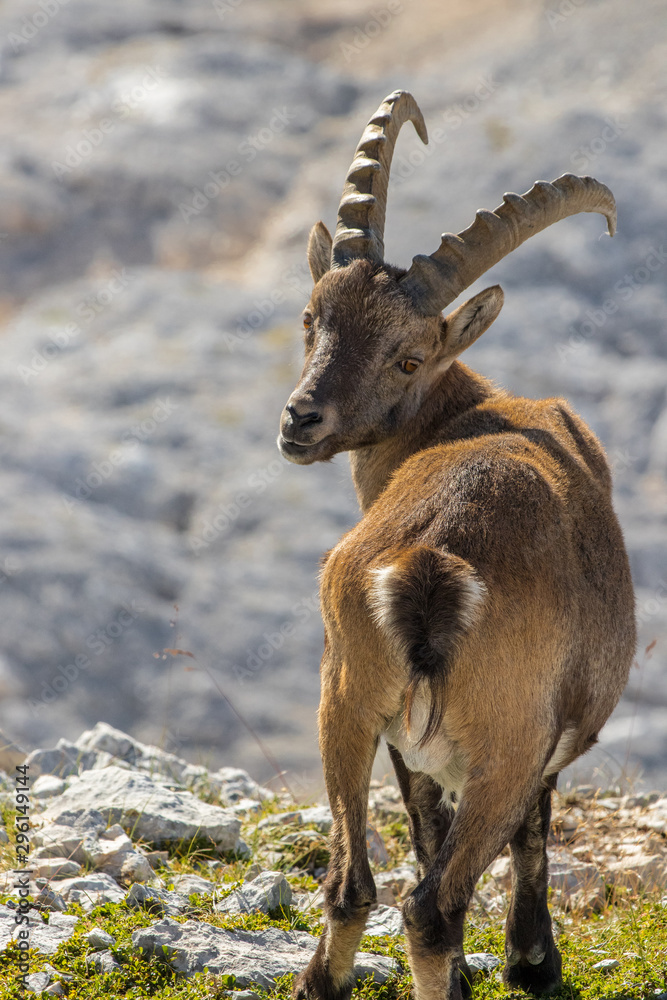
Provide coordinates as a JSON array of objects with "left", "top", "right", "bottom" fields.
[{"left": 278, "top": 91, "right": 635, "bottom": 1000}]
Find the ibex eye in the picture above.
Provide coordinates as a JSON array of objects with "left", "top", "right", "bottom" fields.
[
  {"left": 399, "top": 358, "right": 421, "bottom": 374},
  {"left": 303, "top": 314, "right": 313, "bottom": 330}
]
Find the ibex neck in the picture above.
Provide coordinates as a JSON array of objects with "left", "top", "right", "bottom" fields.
[{"left": 349, "top": 362, "right": 494, "bottom": 513}]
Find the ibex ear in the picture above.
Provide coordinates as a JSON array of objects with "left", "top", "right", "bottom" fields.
[
  {"left": 307, "top": 221, "right": 333, "bottom": 284},
  {"left": 441, "top": 285, "right": 504, "bottom": 359}
]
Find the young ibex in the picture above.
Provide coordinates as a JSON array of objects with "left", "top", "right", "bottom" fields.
[{"left": 278, "top": 91, "right": 635, "bottom": 1000}]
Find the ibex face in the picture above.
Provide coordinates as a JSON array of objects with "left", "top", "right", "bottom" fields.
[
  {"left": 279, "top": 88, "right": 613, "bottom": 470},
  {"left": 278, "top": 257, "right": 503, "bottom": 466}
]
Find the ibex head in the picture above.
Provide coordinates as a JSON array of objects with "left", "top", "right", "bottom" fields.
[{"left": 278, "top": 90, "right": 616, "bottom": 466}]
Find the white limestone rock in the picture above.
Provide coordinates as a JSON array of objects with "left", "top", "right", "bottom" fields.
[
  {"left": 31, "top": 858, "right": 82, "bottom": 880},
  {"left": 364, "top": 904, "right": 403, "bottom": 937},
  {"left": 467, "top": 953, "right": 502, "bottom": 977},
  {"left": 55, "top": 873, "right": 125, "bottom": 912},
  {"left": 125, "top": 883, "right": 190, "bottom": 916},
  {"left": 31, "top": 775, "right": 66, "bottom": 799},
  {"left": 0, "top": 910, "right": 79, "bottom": 955},
  {"left": 215, "top": 871, "right": 291, "bottom": 915},
  {"left": 41, "top": 764, "right": 241, "bottom": 849},
  {"left": 132, "top": 920, "right": 396, "bottom": 984},
  {"left": 84, "top": 928, "right": 116, "bottom": 950}
]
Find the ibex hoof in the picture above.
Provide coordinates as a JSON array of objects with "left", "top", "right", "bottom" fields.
[{"left": 503, "top": 942, "right": 562, "bottom": 994}]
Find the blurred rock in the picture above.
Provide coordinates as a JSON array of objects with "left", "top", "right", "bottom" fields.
[
  {"left": 41, "top": 764, "right": 242, "bottom": 849},
  {"left": 0, "top": 0, "right": 664, "bottom": 791}
]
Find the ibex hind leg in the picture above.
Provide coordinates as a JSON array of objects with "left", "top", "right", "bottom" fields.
[
  {"left": 388, "top": 746, "right": 474, "bottom": 998},
  {"left": 504, "top": 776, "right": 562, "bottom": 993},
  {"left": 402, "top": 763, "right": 545, "bottom": 1000}
]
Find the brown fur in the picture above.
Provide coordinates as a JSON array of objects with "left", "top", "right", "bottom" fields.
[{"left": 281, "top": 215, "right": 635, "bottom": 1000}]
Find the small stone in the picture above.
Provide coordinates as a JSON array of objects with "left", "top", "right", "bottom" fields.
[
  {"left": 466, "top": 952, "right": 502, "bottom": 977},
  {"left": 486, "top": 855, "right": 512, "bottom": 890},
  {"left": 84, "top": 928, "right": 116, "bottom": 950},
  {"left": 244, "top": 863, "right": 262, "bottom": 882},
  {"left": 86, "top": 949, "right": 121, "bottom": 973},
  {"left": 592, "top": 958, "right": 620, "bottom": 972},
  {"left": 374, "top": 864, "right": 417, "bottom": 905},
  {"left": 31, "top": 825, "right": 86, "bottom": 864},
  {"left": 32, "top": 775, "right": 66, "bottom": 799},
  {"left": 232, "top": 992, "right": 261, "bottom": 1000},
  {"left": 215, "top": 870, "right": 292, "bottom": 915},
  {"left": 366, "top": 827, "right": 389, "bottom": 866},
  {"left": 281, "top": 829, "right": 322, "bottom": 846},
  {"left": 56, "top": 873, "right": 125, "bottom": 912},
  {"left": 145, "top": 850, "right": 169, "bottom": 870},
  {"left": 125, "top": 882, "right": 189, "bottom": 916},
  {"left": 364, "top": 904, "right": 403, "bottom": 936},
  {"left": 26, "top": 971, "right": 52, "bottom": 994},
  {"left": 34, "top": 885, "right": 67, "bottom": 913},
  {"left": 45, "top": 984, "right": 66, "bottom": 996},
  {"left": 32, "top": 858, "right": 82, "bottom": 880},
  {"left": 120, "top": 852, "right": 155, "bottom": 884},
  {"left": 169, "top": 873, "right": 216, "bottom": 897}
]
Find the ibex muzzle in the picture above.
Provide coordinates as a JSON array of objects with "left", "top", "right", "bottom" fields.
[{"left": 278, "top": 90, "right": 635, "bottom": 1000}]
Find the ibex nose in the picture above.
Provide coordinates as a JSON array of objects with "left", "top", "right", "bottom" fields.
[{"left": 286, "top": 403, "right": 323, "bottom": 429}]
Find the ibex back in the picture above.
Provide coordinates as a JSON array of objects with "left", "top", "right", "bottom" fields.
[{"left": 278, "top": 91, "right": 635, "bottom": 1000}]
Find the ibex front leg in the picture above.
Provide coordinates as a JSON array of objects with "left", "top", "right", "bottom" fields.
[{"left": 293, "top": 668, "right": 381, "bottom": 1000}]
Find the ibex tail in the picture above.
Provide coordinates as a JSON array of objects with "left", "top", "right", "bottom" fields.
[{"left": 369, "top": 546, "right": 486, "bottom": 744}]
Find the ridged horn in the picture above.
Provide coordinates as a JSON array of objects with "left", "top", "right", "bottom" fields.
[
  {"left": 398, "top": 173, "right": 617, "bottom": 315},
  {"left": 331, "top": 90, "right": 428, "bottom": 268}
]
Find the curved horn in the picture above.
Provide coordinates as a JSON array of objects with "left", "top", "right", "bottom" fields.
[
  {"left": 331, "top": 90, "right": 428, "bottom": 268},
  {"left": 398, "top": 173, "right": 617, "bottom": 315}
]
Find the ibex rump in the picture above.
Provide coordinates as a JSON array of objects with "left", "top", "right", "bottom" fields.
[{"left": 278, "top": 91, "right": 635, "bottom": 1000}]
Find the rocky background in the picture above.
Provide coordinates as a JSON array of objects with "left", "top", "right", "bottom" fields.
[{"left": 0, "top": 0, "right": 665, "bottom": 792}]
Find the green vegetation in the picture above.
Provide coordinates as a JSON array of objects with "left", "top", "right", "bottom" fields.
[{"left": 2, "top": 799, "right": 665, "bottom": 999}]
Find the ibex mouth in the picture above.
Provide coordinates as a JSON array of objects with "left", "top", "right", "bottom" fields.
[{"left": 277, "top": 434, "right": 334, "bottom": 465}]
